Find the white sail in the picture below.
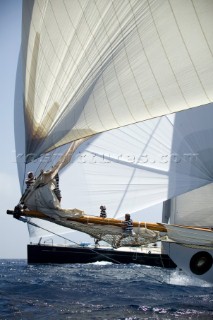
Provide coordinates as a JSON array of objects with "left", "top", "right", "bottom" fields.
[
  {"left": 162, "top": 224, "right": 213, "bottom": 246},
  {"left": 11, "top": 0, "right": 213, "bottom": 282},
  {"left": 20, "top": 102, "right": 213, "bottom": 241},
  {"left": 61, "top": 103, "right": 213, "bottom": 217},
  {"left": 22, "top": 0, "right": 213, "bottom": 160},
  {"left": 169, "top": 184, "right": 213, "bottom": 227},
  {"left": 16, "top": 1, "right": 213, "bottom": 245}
]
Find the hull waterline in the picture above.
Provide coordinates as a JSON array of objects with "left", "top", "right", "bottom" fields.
[
  {"left": 28, "top": 244, "right": 176, "bottom": 268},
  {"left": 162, "top": 241, "right": 213, "bottom": 283}
]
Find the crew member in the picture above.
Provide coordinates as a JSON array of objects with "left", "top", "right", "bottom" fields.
[
  {"left": 100, "top": 205, "right": 107, "bottom": 218},
  {"left": 53, "top": 172, "right": 62, "bottom": 202},
  {"left": 25, "top": 172, "right": 36, "bottom": 189},
  {"left": 122, "top": 213, "right": 133, "bottom": 235},
  {"left": 115, "top": 213, "right": 134, "bottom": 248}
]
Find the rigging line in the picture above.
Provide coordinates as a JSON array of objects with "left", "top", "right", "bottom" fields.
[
  {"left": 19, "top": 219, "right": 167, "bottom": 283},
  {"left": 22, "top": 218, "right": 167, "bottom": 283},
  {"left": 168, "top": 242, "right": 171, "bottom": 285},
  {"left": 21, "top": 217, "right": 122, "bottom": 265},
  {"left": 21, "top": 162, "right": 27, "bottom": 195},
  {"left": 143, "top": 269, "right": 166, "bottom": 285}
]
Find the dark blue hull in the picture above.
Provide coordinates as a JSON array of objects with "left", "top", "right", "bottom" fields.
[{"left": 28, "top": 244, "right": 176, "bottom": 268}]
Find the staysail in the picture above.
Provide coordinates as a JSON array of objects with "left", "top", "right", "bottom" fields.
[{"left": 15, "top": 0, "right": 213, "bottom": 244}]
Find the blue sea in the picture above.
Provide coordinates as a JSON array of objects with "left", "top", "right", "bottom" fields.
[{"left": 0, "top": 260, "right": 212, "bottom": 320}]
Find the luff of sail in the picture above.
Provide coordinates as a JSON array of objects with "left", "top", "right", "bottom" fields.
[{"left": 22, "top": 0, "right": 213, "bottom": 160}]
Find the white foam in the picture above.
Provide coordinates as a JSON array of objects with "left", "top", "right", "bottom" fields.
[
  {"left": 89, "top": 261, "right": 113, "bottom": 266},
  {"left": 165, "top": 269, "right": 213, "bottom": 287}
]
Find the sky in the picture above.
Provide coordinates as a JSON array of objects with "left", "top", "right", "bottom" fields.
[
  {"left": 0, "top": 0, "right": 29, "bottom": 258},
  {"left": 0, "top": 0, "right": 162, "bottom": 259}
]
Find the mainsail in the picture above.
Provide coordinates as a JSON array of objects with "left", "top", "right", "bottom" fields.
[{"left": 13, "top": 1, "right": 213, "bottom": 248}]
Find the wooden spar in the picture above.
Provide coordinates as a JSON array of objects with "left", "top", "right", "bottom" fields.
[
  {"left": 7, "top": 209, "right": 211, "bottom": 233},
  {"left": 7, "top": 209, "right": 167, "bottom": 232}
]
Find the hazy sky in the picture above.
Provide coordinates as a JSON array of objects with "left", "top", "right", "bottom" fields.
[{"left": 0, "top": 0, "right": 29, "bottom": 259}]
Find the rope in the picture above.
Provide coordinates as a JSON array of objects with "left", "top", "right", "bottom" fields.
[
  {"left": 159, "top": 251, "right": 165, "bottom": 269},
  {"left": 21, "top": 162, "right": 27, "bottom": 194},
  {"left": 142, "top": 269, "right": 166, "bottom": 284},
  {"left": 168, "top": 242, "right": 171, "bottom": 284},
  {"left": 18, "top": 217, "right": 169, "bottom": 283},
  {"left": 19, "top": 217, "right": 122, "bottom": 264}
]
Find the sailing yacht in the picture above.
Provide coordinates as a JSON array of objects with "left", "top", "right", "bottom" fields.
[
  {"left": 162, "top": 185, "right": 213, "bottom": 283},
  {"left": 8, "top": 0, "right": 213, "bottom": 283}
]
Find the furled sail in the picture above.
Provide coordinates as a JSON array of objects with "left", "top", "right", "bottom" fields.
[{"left": 22, "top": 0, "right": 213, "bottom": 160}]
